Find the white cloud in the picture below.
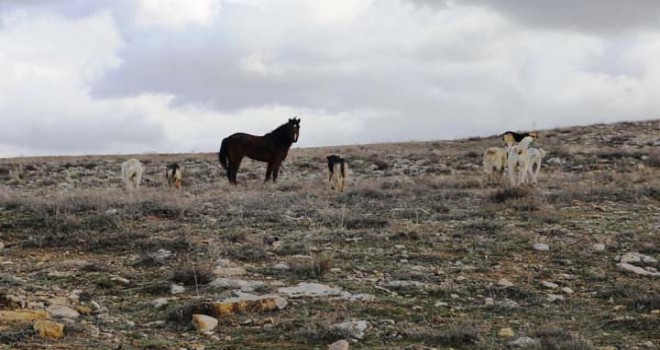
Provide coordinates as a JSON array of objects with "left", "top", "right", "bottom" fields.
[
  {"left": 136, "top": 0, "right": 220, "bottom": 29},
  {"left": 0, "top": 1, "right": 658, "bottom": 157}
]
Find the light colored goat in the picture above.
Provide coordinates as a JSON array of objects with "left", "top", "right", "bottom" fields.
[
  {"left": 526, "top": 148, "right": 546, "bottom": 184},
  {"left": 483, "top": 147, "right": 507, "bottom": 176},
  {"left": 121, "top": 158, "right": 143, "bottom": 191},
  {"left": 507, "top": 136, "right": 535, "bottom": 185}
]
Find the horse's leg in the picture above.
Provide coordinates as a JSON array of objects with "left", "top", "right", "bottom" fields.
[
  {"left": 265, "top": 162, "right": 273, "bottom": 182},
  {"left": 230, "top": 156, "right": 243, "bottom": 185},
  {"left": 272, "top": 161, "right": 281, "bottom": 183}
]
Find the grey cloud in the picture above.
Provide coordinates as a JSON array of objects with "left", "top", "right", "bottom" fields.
[
  {"left": 409, "top": 0, "right": 660, "bottom": 34},
  {"left": 1, "top": 114, "right": 166, "bottom": 155}
]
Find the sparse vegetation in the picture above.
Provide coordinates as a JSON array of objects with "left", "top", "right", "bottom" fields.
[{"left": 0, "top": 120, "right": 658, "bottom": 349}]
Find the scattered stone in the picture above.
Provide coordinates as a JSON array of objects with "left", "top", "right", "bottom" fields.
[
  {"left": 112, "top": 277, "right": 130, "bottom": 285},
  {"left": 153, "top": 249, "right": 173, "bottom": 262},
  {"left": 0, "top": 241, "right": 4, "bottom": 250},
  {"left": 33, "top": 320, "right": 65, "bottom": 339},
  {"left": 331, "top": 320, "right": 370, "bottom": 339},
  {"left": 273, "top": 262, "right": 290, "bottom": 270},
  {"left": 484, "top": 298, "right": 494, "bottom": 306},
  {"left": 541, "top": 281, "right": 559, "bottom": 289},
  {"left": 382, "top": 280, "right": 429, "bottom": 289},
  {"left": 498, "top": 278, "right": 514, "bottom": 287},
  {"left": 328, "top": 339, "right": 350, "bottom": 350},
  {"left": 214, "top": 259, "right": 247, "bottom": 277},
  {"left": 498, "top": 327, "right": 515, "bottom": 338},
  {"left": 533, "top": 243, "right": 550, "bottom": 251},
  {"left": 278, "top": 283, "right": 347, "bottom": 298},
  {"left": 435, "top": 301, "right": 449, "bottom": 307},
  {"left": 496, "top": 299, "right": 519, "bottom": 309},
  {"left": 561, "top": 287, "right": 574, "bottom": 295},
  {"left": 346, "top": 293, "right": 375, "bottom": 302},
  {"left": 192, "top": 314, "right": 218, "bottom": 333},
  {"left": 209, "top": 278, "right": 266, "bottom": 292},
  {"left": 597, "top": 347, "right": 617, "bottom": 350},
  {"left": 546, "top": 294, "right": 565, "bottom": 302},
  {"left": 619, "top": 252, "right": 657, "bottom": 264},
  {"left": 508, "top": 336, "right": 539, "bottom": 347},
  {"left": 48, "top": 296, "right": 71, "bottom": 306},
  {"left": 151, "top": 298, "right": 169, "bottom": 309},
  {"left": 207, "top": 292, "right": 287, "bottom": 316},
  {"left": 171, "top": 284, "right": 186, "bottom": 294},
  {"left": 0, "top": 310, "right": 50, "bottom": 322},
  {"left": 46, "top": 305, "right": 80, "bottom": 319},
  {"left": 75, "top": 305, "right": 92, "bottom": 315},
  {"left": 592, "top": 243, "right": 606, "bottom": 252},
  {"left": 617, "top": 263, "right": 660, "bottom": 277}
]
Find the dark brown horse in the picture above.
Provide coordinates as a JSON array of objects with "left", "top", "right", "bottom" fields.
[{"left": 218, "top": 118, "right": 300, "bottom": 184}]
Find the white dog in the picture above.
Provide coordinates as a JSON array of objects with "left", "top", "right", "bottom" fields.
[
  {"left": 121, "top": 158, "right": 143, "bottom": 191},
  {"left": 507, "top": 136, "right": 535, "bottom": 185},
  {"left": 526, "top": 148, "right": 546, "bottom": 184}
]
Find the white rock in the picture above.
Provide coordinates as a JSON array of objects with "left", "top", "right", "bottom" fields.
[
  {"left": 547, "top": 294, "right": 565, "bottom": 302},
  {"left": 347, "top": 293, "right": 375, "bottom": 302},
  {"left": 328, "top": 339, "right": 350, "bottom": 350},
  {"left": 153, "top": 249, "right": 173, "bottom": 261},
  {"left": 498, "top": 299, "right": 519, "bottom": 309},
  {"left": 209, "top": 278, "right": 266, "bottom": 292},
  {"left": 484, "top": 298, "right": 494, "bottom": 306},
  {"left": 508, "top": 336, "right": 539, "bottom": 347},
  {"left": 213, "top": 266, "right": 247, "bottom": 277},
  {"left": 278, "top": 283, "right": 345, "bottom": 298},
  {"left": 221, "top": 292, "right": 288, "bottom": 310},
  {"left": 170, "top": 284, "right": 186, "bottom": 294},
  {"left": 592, "top": 243, "right": 606, "bottom": 252},
  {"left": 383, "top": 280, "right": 429, "bottom": 288},
  {"left": 435, "top": 301, "right": 449, "bottom": 307},
  {"left": 150, "top": 298, "right": 169, "bottom": 309},
  {"left": 541, "top": 281, "right": 559, "bottom": 289},
  {"left": 533, "top": 243, "right": 550, "bottom": 251},
  {"left": 619, "top": 252, "right": 657, "bottom": 264},
  {"left": 112, "top": 277, "right": 130, "bottom": 285},
  {"left": 497, "top": 278, "right": 514, "bottom": 287},
  {"left": 331, "top": 320, "right": 370, "bottom": 339},
  {"left": 192, "top": 314, "right": 218, "bottom": 333},
  {"left": 561, "top": 287, "right": 574, "bottom": 295},
  {"left": 617, "top": 263, "right": 660, "bottom": 277},
  {"left": 273, "top": 262, "right": 290, "bottom": 270},
  {"left": 46, "top": 304, "right": 80, "bottom": 319}
]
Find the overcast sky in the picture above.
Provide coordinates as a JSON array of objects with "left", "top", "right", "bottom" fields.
[{"left": 1, "top": 0, "right": 658, "bottom": 156}]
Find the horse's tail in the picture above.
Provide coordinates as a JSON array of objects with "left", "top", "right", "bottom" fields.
[{"left": 218, "top": 138, "right": 229, "bottom": 170}]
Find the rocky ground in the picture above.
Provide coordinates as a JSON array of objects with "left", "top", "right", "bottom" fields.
[{"left": 0, "top": 119, "right": 658, "bottom": 350}]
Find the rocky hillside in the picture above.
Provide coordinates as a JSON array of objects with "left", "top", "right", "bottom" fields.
[{"left": 0, "top": 119, "right": 658, "bottom": 349}]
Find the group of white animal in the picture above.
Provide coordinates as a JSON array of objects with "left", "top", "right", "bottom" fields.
[
  {"left": 120, "top": 158, "right": 182, "bottom": 192},
  {"left": 483, "top": 131, "right": 547, "bottom": 186}
]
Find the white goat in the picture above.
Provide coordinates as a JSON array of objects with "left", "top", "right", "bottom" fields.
[
  {"left": 526, "top": 148, "right": 546, "bottom": 184},
  {"left": 507, "top": 136, "right": 535, "bottom": 185},
  {"left": 483, "top": 147, "right": 507, "bottom": 176},
  {"left": 121, "top": 158, "right": 143, "bottom": 191}
]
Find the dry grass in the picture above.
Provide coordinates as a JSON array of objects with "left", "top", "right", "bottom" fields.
[{"left": 0, "top": 119, "right": 658, "bottom": 349}]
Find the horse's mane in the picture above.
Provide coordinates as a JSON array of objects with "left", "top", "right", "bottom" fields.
[{"left": 264, "top": 122, "right": 294, "bottom": 147}]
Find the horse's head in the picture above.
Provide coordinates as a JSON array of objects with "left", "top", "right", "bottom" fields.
[{"left": 288, "top": 117, "right": 300, "bottom": 143}]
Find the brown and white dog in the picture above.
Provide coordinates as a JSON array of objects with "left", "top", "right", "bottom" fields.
[
  {"left": 483, "top": 147, "right": 507, "bottom": 176},
  {"left": 165, "top": 163, "right": 183, "bottom": 189},
  {"left": 501, "top": 131, "right": 538, "bottom": 152},
  {"left": 326, "top": 155, "right": 348, "bottom": 192}
]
